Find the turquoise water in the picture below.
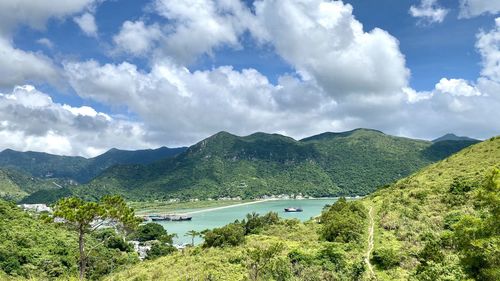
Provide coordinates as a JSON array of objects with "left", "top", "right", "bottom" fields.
[{"left": 156, "top": 198, "right": 339, "bottom": 245}]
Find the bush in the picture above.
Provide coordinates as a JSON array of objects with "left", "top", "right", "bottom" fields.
[
  {"left": 320, "top": 198, "right": 367, "bottom": 243},
  {"left": 242, "top": 212, "right": 279, "bottom": 235},
  {"left": 146, "top": 242, "right": 176, "bottom": 260},
  {"left": 203, "top": 223, "right": 245, "bottom": 248},
  {"left": 130, "top": 223, "right": 174, "bottom": 243},
  {"left": 371, "top": 247, "right": 400, "bottom": 269}
]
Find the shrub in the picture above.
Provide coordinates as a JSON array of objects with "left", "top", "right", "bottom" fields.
[
  {"left": 146, "top": 242, "right": 176, "bottom": 260},
  {"left": 371, "top": 247, "right": 400, "bottom": 269},
  {"left": 203, "top": 223, "right": 245, "bottom": 248}
]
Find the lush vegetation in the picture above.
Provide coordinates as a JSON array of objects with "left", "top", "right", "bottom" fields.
[
  {"left": 0, "top": 167, "right": 69, "bottom": 201},
  {"left": 365, "top": 136, "right": 500, "bottom": 280},
  {"left": 25, "top": 129, "right": 478, "bottom": 203},
  {"left": 0, "top": 198, "right": 140, "bottom": 280},
  {"left": 105, "top": 203, "right": 369, "bottom": 281},
  {"left": 0, "top": 146, "right": 186, "bottom": 184},
  {"left": 104, "top": 136, "right": 498, "bottom": 281}
]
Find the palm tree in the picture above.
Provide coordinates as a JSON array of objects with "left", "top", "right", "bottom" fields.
[{"left": 185, "top": 230, "right": 201, "bottom": 246}]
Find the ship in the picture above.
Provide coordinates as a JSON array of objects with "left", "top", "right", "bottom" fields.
[
  {"left": 148, "top": 214, "right": 192, "bottom": 221},
  {"left": 284, "top": 207, "right": 303, "bottom": 212}
]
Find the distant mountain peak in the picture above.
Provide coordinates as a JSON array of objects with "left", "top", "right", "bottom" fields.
[
  {"left": 300, "top": 128, "right": 385, "bottom": 142},
  {"left": 432, "top": 133, "right": 478, "bottom": 143}
]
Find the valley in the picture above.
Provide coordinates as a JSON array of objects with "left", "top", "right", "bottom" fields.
[{"left": 0, "top": 130, "right": 496, "bottom": 281}]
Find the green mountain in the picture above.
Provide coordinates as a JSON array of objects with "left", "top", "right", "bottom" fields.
[
  {"left": 0, "top": 146, "right": 187, "bottom": 184},
  {"left": 25, "top": 129, "right": 478, "bottom": 203},
  {"left": 0, "top": 168, "right": 70, "bottom": 201},
  {"left": 432, "top": 133, "right": 478, "bottom": 143},
  {"left": 363, "top": 136, "right": 500, "bottom": 280},
  {"left": 103, "top": 136, "right": 499, "bottom": 281}
]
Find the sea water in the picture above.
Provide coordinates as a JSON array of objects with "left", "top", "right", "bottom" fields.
[{"left": 156, "top": 198, "right": 339, "bottom": 245}]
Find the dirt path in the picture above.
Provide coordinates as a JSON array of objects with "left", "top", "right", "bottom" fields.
[{"left": 365, "top": 206, "right": 376, "bottom": 279}]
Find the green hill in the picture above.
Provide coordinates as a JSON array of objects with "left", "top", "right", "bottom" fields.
[
  {"left": 103, "top": 136, "right": 499, "bottom": 281},
  {"left": 0, "top": 147, "right": 186, "bottom": 184},
  {"left": 0, "top": 168, "right": 69, "bottom": 201},
  {"left": 26, "top": 129, "right": 478, "bottom": 203},
  {"left": 364, "top": 136, "right": 500, "bottom": 280}
]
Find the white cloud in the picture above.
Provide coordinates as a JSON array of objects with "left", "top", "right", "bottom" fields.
[
  {"left": 74, "top": 12, "right": 98, "bottom": 37},
  {"left": 36, "top": 38, "right": 54, "bottom": 49},
  {"left": 0, "top": 0, "right": 98, "bottom": 37},
  {"left": 0, "top": 0, "right": 102, "bottom": 90},
  {"left": 149, "top": 0, "right": 259, "bottom": 64},
  {"left": 409, "top": 0, "right": 448, "bottom": 24},
  {"left": 254, "top": 0, "right": 409, "bottom": 102},
  {"left": 459, "top": 0, "right": 500, "bottom": 18},
  {"left": 0, "top": 38, "right": 59, "bottom": 88},
  {"left": 0, "top": 85, "right": 153, "bottom": 157},
  {"left": 476, "top": 18, "right": 500, "bottom": 82},
  {"left": 113, "top": 21, "right": 162, "bottom": 56},
  {"left": 435, "top": 78, "right": 481, "bottom": 96},
  {"left": 65, "top": 3, "right": 500, "bottom": 145}
]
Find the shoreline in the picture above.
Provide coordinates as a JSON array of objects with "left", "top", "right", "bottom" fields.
[
  {"left": 138, "top": 197, "right": 361, "bottom": 216},
  {"left": 183, "top": 198, "right": 275, "bottom": 215}
]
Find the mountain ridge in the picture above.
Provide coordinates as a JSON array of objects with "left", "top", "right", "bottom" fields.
[{"left": 22, "top": 129, "right": 480, "bottom": 203}]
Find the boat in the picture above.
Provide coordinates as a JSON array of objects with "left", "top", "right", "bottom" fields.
[
  {"left": 284, "top": 207, "right": 303, "bottom": 212},
  {"left": 171, "top": 215, "right": 192, "bottom": 221},
  {"left": 148, "top": 214, "right": 192, "bottom": 221}
]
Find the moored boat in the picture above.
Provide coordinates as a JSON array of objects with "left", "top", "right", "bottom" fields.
[
  {"left": 284, "top": 207, "right": 303, "bottom": 212},
  {"left": 147, "top": 214, "right": 192, "bottom": 221}
]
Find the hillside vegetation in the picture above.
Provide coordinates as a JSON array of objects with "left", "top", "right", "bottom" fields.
[
  {"left": 0, "top": 199, "right": 140, "bottom": 280},
  {"left": 103, "top": 136, "right": 498, "bottom": 281},
  {"left": 0, "top": 168, "right": 69, "bottom": 201},
  {"left": 29, "top": 129, "right": 478, "bottom": 203},
  {"left": 365, "top": 136, "right": 500, "bottom": 280},
  {"left": 0, "top": 147, "right": 186, "bottom": 184},
  {"left": 0, "top": 137, "right": 497, "bottom": 281}
]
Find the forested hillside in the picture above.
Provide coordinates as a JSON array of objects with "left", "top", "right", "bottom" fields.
[
  {"left": 0, "top": 168, "right": 69, "bottom": 201},
  {"left": 104, "top": 136, "right": 499, "bottom": 281},
  {"left": 364, "top": 136, "right": 500, "bottom": 280},
  {"left": 25, "top": 129, "right": 478, "bottom": 203},
  {"left": 0, "top": 147, "right": 186, "bottom": 183}
]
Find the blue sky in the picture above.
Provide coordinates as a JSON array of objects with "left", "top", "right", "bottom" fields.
[{"left": 0, "top": 0, "right": 499, "bottom": 156}]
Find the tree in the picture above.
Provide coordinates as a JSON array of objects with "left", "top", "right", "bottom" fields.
[
  {"left": 185, "top": 230, "right": 201, "bottom": 246},
  {"left": 246, "top": 243, "right": 285, "bottom": 281},
  {"left": 53, "top": 195, "right": 139, "bottom": 280},
  {"left": 131, "top": 222, "right": 174, "bottom": 243},
  {"left": 203, "top": 223, "right": 245, "bottom": 248}
]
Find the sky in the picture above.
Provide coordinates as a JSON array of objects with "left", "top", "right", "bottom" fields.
[{"left": 0, "top": 0, "right": 499, "bottom": 157}]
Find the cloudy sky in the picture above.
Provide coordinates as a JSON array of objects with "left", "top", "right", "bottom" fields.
[{"left": 0, "top": 0, "right": 499, "bottom": 157}]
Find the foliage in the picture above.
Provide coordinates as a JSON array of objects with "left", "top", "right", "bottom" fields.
[
  {"left": 129, "top": 222, "right": 174, "bottom": 243},
  {"left": 452, "top": 168, "right": 500, "bottom": 281},
  {"left": 246, "top": 242, "right": 286, "bottom": 281},
  {"left": 319, "top": 198, "right": 367, "bottom": 243},
  {"left": 0, "top": 198, "right": 139, "bottom": 280},
  {"left": 371, "top": 247, "right": 400, "bottom": 269},
  {"left": 145, "top": 242, "right": 176, "bottom": 260},
  {"left": 28, "top": 129, "right": 477, "bottom": 203},
  {"left": 242, "top": 211, "right": 280, "bottom": 235},
  {"left": 203, "top": 222, "right": 246, "bottom": 248},
  {"left": 366, "top": 136, "right": 500, "bottom": 280},
  {"left": 0, "top": 147, "right": 186, "bottom": 184},
  {"left": 53, "top": 195, "right": 139, "bottom": 279}
]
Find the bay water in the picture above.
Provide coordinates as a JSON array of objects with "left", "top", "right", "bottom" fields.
[{"left": 156, "top": 198, "right": 339, "bottom": 245}]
